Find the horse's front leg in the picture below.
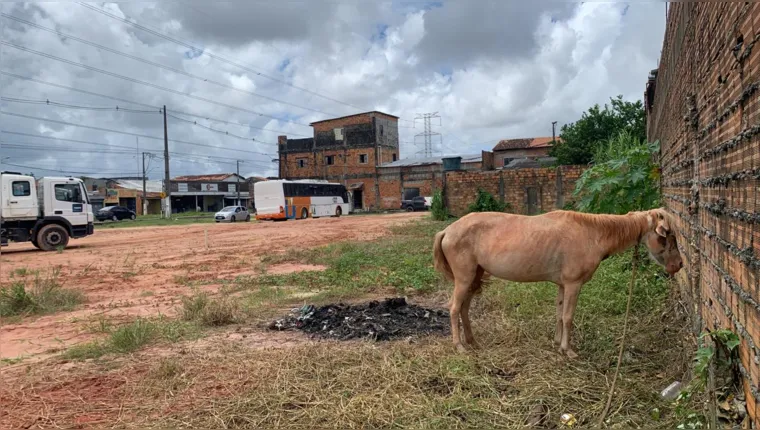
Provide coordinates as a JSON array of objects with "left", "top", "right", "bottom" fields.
[
  {"left": 553, "top": 284, "right": 565, "bottom": 346},
  {"left": 560, "top": 283, "right": 581, "bottom": 359}
]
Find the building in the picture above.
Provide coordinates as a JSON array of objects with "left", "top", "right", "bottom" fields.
[
  {"left": 278, "top": 111, "right": 400, "bottom": 209},
  {"left": 492, "top": 137, "right": 558, "bottom": 168},
  {"left": 169, "top": 173, "right": 249, "bottom": 213},
  {"left": 376, "top": 153, "right": 482, "bottom": 209},
  {"left": 81, "top": 176, "right": 162, "bottom": 214},
  {"left": 645, "top": 3, "right": 760, "bottom": 425}
]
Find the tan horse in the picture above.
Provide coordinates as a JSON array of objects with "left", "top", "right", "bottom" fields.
[{"left": 433, "top": 208, "right": 683, "bottom": 358}]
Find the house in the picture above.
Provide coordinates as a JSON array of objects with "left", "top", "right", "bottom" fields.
[
  {"left": 492, "top": 137, "right": 559, "bottom": 168},
  {"left": 82, "top": 176, "right": 162, "bottom": 214},
  {"left": 169, "top": 173, "right": 249, "bottom": 213},
  {"left": 278, "top": 111, "right": 400, "bottom": 210}
]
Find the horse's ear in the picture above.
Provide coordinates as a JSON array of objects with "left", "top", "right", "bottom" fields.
[{"left": 654, "top": 211, "right": 670, "bottom": 237}]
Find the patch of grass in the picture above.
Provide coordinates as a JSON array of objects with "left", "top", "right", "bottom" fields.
[
  {"left": 181, "top": 292, "right": 240, "bottom": 326},
  {"left": 95, "top": 213, "right": 221, "bottom": 230},
  {"left": 252, "top": 219, "right": 453, "bottom": 297},
  {"left": 0, "top": 269, "right": 85, "bottom": 318},
  {"left": 62, "top": 316, "right": 202, "bottom": 361}
]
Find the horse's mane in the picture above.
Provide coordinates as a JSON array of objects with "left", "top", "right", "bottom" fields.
[{"left": 552, "top": 209, "right": 657, "bottom": 251}]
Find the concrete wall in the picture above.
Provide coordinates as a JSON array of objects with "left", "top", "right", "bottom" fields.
[
  {"left": 647, "top": 3, "right": 760, "bottom": 424},
  {"left": 443, "top": 166, "right": 585, "bottom": 216}
]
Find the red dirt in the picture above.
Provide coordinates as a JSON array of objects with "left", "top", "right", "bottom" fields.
[{"left": 0, "top": 212, "right": 425, "bottom": 361}]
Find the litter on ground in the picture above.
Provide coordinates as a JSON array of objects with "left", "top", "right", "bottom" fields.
[{"left": 268, "top": 297, "right": 450, "bottom": 341}]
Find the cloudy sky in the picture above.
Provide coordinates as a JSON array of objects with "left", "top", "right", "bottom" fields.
[{"left": 0, "top": 1, "right": 666, "bottom": 179}]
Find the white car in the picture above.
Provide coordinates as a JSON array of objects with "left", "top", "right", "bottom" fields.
[{"left": 214, "top": 206, "right": 251, "bottom": 223}]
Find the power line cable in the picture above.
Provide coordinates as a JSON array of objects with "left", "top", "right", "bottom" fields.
[
  {"left": 3, "top": 161, "right": 145, "bottom": 176},
  {"left": 1, "top": 41, "right": 313, "bottom": 128},
  {"left": 78, "top": 1, "right": 414, "bottom": 122},
  {"left": 1, "top": 12, "right": 345, "bottom": 118},
  {"left": 0, "top": 111, "right": 276, "bottom": 158},
  {"left": 0, "top": 96, "right": 160, "bottom": 114},
  {"left": 0, "top": 72, "right": 310, "bottom": 137}
]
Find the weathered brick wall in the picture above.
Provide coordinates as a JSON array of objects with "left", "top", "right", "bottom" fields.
[
  {"left": 648, "top": 3, "right": 760, "bottom": 423},
  {"left": 444, "top": 166, "right": 585, "bottom": 216}
]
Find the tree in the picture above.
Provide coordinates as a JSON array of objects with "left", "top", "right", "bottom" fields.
[{"left": 550, "top": 95, "right": 646, "bottom": 166}]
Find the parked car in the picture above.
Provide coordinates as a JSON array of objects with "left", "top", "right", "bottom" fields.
[
  {"left": 214, "top": 206, "right": 251, "bottom": 222},
  {"left": 96, "top": 206, "right": 136, "bottom": 222},
  {"left": 401, "top": 196, "right": 429, "bottom": 212}
]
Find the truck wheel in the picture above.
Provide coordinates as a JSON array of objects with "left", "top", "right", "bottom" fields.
[
  {"left": 301, "top": 208, "right": 308, "bottom": 219},
  {"left": 406, "top": 206, "right": 414, "bottom": 212},
  {"left": 31, "top": 239, "right": 41, "bottom": 250},
  {"left": 36, "top": 224, "right": 70, "bottom": 251}
]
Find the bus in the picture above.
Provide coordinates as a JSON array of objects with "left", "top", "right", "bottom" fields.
[{"left": 254, "top": 179, "right": 352, "bottom": 221}]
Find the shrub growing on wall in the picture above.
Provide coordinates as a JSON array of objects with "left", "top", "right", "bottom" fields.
[
  {"left": 573, "top": 131, "right": 661, "bottom": 215},
  {"left": 467, "top": 189, "right": 509, "bottom": 213},
  {"left": 430, "top": 190, "right": 448, "bottom": 221}
]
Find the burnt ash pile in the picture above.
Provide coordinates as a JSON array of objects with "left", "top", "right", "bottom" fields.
[{"left": 268, "top": 297, "right": 451, "bottom": 341}]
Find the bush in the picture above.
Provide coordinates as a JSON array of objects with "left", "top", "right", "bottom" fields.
[
  {"left": 0, "top": 270, "right": 84, "bottom": 317},
  {"left": 181, "top": 292, "right": 239, "bottom": 326},
  {"left": 430, "top": 190, "right": 448, "bottom": 221},
  {"left": 467, "top": 189, "right": 509, "bottom": 213},
  {"left": 573, "top": 131, "right": 661, "bottom": 214}
]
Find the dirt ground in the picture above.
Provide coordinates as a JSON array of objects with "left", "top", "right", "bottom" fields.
[{"left": 0, "top": 212, "right": 426, "bottom": 361}]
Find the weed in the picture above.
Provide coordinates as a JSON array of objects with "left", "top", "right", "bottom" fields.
[
  {"left": 10, "top": 267, "right": 29, "bottom": 278},
  {"left": 110, "top": 318, "right": 157, "bottom": 353},
  {"left": 430, "top": 189, "right": 449, "bottom": 221},
  {"left": 181, "top": 292, "right": 239, "bottom": 326},
  {"left": 467, "top": 188, "right": 510, "bottom": 213},
  {"left": 0, "top": 270, "right": 84, "bottom": 317},
  {"left": 151, "top": 358, "right": 184, "bottom": 379}
]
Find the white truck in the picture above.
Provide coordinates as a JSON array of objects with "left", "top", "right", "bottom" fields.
[{"left": 1, "top": 172, "right": 94, "bottom": 251}]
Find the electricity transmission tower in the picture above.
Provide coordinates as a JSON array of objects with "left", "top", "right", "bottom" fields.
[{"left": 413, "top": 112, "right": 442, "bottom": 157}]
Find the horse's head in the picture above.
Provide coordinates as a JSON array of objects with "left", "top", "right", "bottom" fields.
[{"left": 642, "top": 208, "right": 683, "bottom": 276}]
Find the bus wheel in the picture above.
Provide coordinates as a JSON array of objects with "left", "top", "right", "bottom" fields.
[
  {"left": 301, "top": 208, "right": 308, "bottom": 219},
  {"left": 335, "top": 206, "right": 342, "bottom": 217}
]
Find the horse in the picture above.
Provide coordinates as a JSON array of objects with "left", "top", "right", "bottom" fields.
[{"left": 432, "top": 207, "right": 683, "bottom": 358}]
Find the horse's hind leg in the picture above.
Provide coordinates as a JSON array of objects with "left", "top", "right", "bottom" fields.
[
  {"left": 553, "top": 284, "right": 565, "bottom": 346},
  {"left": 461, "top": 266, "right": 485, "bottom": 347},
  {"left": 450, "top": 280, "right": 472, "bottom": 353}
]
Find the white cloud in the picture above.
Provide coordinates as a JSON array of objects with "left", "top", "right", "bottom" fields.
[{"left": 0, "top": 1, "right": 666, "bottom": 177}]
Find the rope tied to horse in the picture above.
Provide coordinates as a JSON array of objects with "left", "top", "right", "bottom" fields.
[{"left": 597, "top": 243, "right": 640, "bottom": 427}]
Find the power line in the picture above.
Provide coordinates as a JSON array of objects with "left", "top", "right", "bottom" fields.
[
  {"left": 1, "top": 12, "right": 345, "bottom": 118},
  {"left": 1, "top": 72, "right": 311, "bottom": 137},
  {"left": 0, "top": 96, "right": 160, "bottom": 114},
  {"left": 78, "top": 2, "right": 413, "bottom": 123},
  {"left": 0, "top": 111, "right": 276, "bottom": 158},
  {"left": 1, "top": 41, "right": 313, "bottom": 128},
  {"left": 165, "top": 112, "right": 256, "bottom": 142},
  {"left": 3, "top": 161, "right": 144, "bottom": 176}
]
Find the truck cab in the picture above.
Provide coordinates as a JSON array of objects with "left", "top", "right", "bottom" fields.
[{"left": 1, "top": 173, "right": 94, "bottom": 251}]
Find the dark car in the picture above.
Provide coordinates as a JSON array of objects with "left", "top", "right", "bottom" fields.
[
  {"left": 401, "top": 196, "right": 428, "bottom": 212},
  {"left": 96, "top": 206, "right": 136, "bottom": 222}
]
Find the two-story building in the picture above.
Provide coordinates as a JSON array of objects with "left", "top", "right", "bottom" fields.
[{"left": 278, "top": 111, "right": 400, "bottom": 210}]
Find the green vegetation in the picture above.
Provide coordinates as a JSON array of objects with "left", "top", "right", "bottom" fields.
[
  {"left": 550, "top": 95, "right": 646, "bottom": 165},
  {"left": 466, "top": 188, "right": 509, "bottom": 213},
  {"left": 180, "top": 292, "right": 240, "bottom": 326},
  {"left": 429, "top": 189, "right": 449, "bottom": 221},
  {"left": 95, "top": 212, "right": 218, "bottom": 229},
  {"left": 573, "top": 131, "right": 661, "bottom": 214},
  {"left": 63, "top": 316, "right": 201, "bottom": 361},
  {"left": 0, "top": 269, "right": 85, "bottom": 318}
]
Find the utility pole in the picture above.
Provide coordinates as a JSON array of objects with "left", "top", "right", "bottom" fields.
[
  {"left": 414, "top": 112, "right": 442, "bottom": 157},
  {"left": 163, "top": 105, "right": 171, "bottom": 218},
  {"left": 142, "top": 152, "right": 149, "bottom": 216},
  {"left": 552, "top": 121, "right": 558, "bottom": 144},
  {"left": 236, "top": 160, "right": 241, "bottom": 206}
]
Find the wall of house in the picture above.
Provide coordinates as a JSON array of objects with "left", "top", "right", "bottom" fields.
[
  {"left": 647, "top": 3, "right": 760, "bottom": 424},
  {"left": 493, "top": 147, "right": 551, "bottom": 167},
  {"left": 443, "top": 166, "right": 585, "bottom": 216}
]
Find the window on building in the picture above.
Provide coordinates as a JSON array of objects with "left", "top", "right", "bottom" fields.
[
  {"left": 12, "top": 181, "right": 31, "bottom": 197},
  {"left": 325, "top": 155, "right": 335, "bottom": 165},
  {"left": 392, "top": 153, "right": 397, "bottom": 162},
  {"left": 359, "top": 154, "right": 368, "bottom": 164},
  {"left": 91, "top": 184, "right": 98, "bottom": 191},
  {"left": 54, "top": 184, "right": 83, "bottom": 203},
  {"left": 334, "top": 128, "right": 343, "bottom": 141},
  {"left": 503, "top": 158, "right": 514, "bottom": 167},
  {"left": 297, "top": 158, "right": 307, "bottom": 168},
  {"left": 379, "top": 125, "right": 384, "bottom": 136}
]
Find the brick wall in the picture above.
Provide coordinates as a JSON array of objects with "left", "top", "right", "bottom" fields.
[
  {"left": 444, "top": 166, "right": 585, "bottom": 216},
  {"left": 647, "top": 3, "right": 760, "bottom": 424}
]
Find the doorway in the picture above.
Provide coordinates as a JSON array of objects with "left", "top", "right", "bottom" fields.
[
  {"left": 526, "top": 187, "right": 539, "bottom": 215},
  {"left": 352, "top": 190, "right": 363, "bottom": 210}
]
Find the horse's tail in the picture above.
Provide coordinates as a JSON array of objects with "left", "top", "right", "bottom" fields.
[{"left": 433, "top": 230, "right": 454, "bottom": 282}]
